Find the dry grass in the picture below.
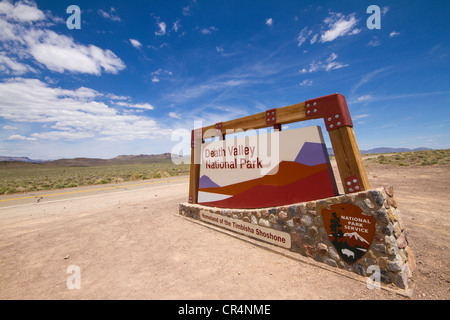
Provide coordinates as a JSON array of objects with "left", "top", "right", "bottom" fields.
[
  {"left": 364, "top": 149, "right": 450, "bottom": 167},
  {"left": 0, "top": 160, "right": 189, "bottom": 195}
]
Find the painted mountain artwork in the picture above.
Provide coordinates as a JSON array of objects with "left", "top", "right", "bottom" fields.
[{"left": 197, "top": 126, "right": 338, "bottom": 209}]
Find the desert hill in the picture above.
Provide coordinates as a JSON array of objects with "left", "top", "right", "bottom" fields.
[{"left": 0, "top": 153, "right": 178, "bottom": 167}]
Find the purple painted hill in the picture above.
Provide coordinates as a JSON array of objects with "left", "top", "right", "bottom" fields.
[
  {"left": 294, "top": 142, "right": 329, "bottom": 166},
  {"left": 199, "top": 175, "right": 220, "bottom": 188}
]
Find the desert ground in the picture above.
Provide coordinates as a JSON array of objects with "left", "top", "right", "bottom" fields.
[{"left": 0, "top": 162, "right": 448, "bottom": 300}]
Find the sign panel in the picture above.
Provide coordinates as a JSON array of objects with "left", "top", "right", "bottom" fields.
[
  {"left": 200, "top": 211, "right": 291, "bottom": 249},
  {"left": 321, "top": 203, "right": 376, "bottom": 264},
  {"left": 198, "top": 126, "right": 338, "bottom": 208}
]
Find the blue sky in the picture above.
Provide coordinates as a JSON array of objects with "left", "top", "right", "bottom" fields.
[{"left": 0, "top": 0, "right": 449, "bottom": 160}]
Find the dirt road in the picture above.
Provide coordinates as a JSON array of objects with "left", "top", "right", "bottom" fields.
[{"left": 0, "top": 165, "right": 449, "bottom": 300}]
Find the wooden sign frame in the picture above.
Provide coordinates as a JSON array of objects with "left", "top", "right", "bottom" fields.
[{"left": 188, "top": 93, "right": 370, "bottom": 204}]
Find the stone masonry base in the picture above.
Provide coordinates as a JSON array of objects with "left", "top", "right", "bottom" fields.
[{"left": 179, "top": 186, "right": 416, "bottom": 291}]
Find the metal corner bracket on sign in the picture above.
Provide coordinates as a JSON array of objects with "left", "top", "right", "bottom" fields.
[
  {"left": 344, "top": 175, "right": 362, "bottom": 194},
  {"left": 305, "top": 93, "right": 353, "bottom": 132},
  {"left": 265, "top": 108, "right": 277, "bottom": 125}
]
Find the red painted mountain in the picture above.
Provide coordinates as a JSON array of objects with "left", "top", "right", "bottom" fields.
[
  {"left": 199, "top": 167, "right": 336, "bottom": 209},
  {"left": 199, "top": 161, "right": 328, "bottom": 196}
]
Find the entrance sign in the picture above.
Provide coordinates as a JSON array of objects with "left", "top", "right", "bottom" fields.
[
  {"left": 181, "top": 93, "right": 416, "bottom": 291},
  {"left": 189, "top": 93, "right": 371, "bottom": 205},
  {"left": 198, "top": 126, "right": 338, "bottom": 208},
  {"left": 179, "top": 93, "right": 416, "bottom": 295}
]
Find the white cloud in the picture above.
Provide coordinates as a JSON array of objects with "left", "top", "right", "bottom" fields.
[
  {"left": 26, "top": 29, "right": 126, "bottom": 74},
  {"left": 300, "top": 53, "right": 348, "bottom": 73},
  {"left": 324, "top": 53, "right": 348, "bottom": 71},
  {"left": 30, "top": 131, "right": 91, "bottom": 140},
  {"left": 368, "top": 37, "right": 380, "bottom": 47},
  {"left": 69, "top": 86, "right": 101, "bottom": 99},
  {"left": 216, "top": 46, "right": 224, "bottom": 53},
  {"left": 182, "top": 0, "right": 197, "bottom": 16},
  {"left": 320, "top": 12, "right": 360, "bottom": 43},
  {"left": 128, "top": 103, "right": 154, "bottom": 110},
  {"left": 0, "top": 1, "right": 126, "bottom": 75},
  {"left": 107, "top": 93, "right": 130, "bottom": 101},
  {"left": 151, "top": 68, "right": 173, "bottom": 76},
  {"left": 98, "top": 8, "right": 121, "bottom": 22},
  {"left": 168, "top": 112, "right": 181, "bottom": 119},
  {"left": 299, "top": 79, "right": 313, "bottom": 87},
  {"left": 115, "top": 101, "right": 154, "bottom": 110},
  {"left": 356, "top": 95, "right": 372, "bottom": 102},
  {"left": 0, "top": 15, "right": 18, "bottom": 42},
  {"left": 265, "top": 18, "right": 273, "bottom": 27},
  {"left": 353, "top": 95, "right": 373, "bottom": 103},
  {"left": 2, "top": 125, "right": 17, "bottom": 130},
  {"left": 168, "top": 78, "right": 249, "bottom": 102},
  {"left": 173, "top": 20, "right": 180, "bottom": 32},
  {"left": 167, "top": 59, "right": 288, "bottom": 104},
  {"left": 155, "top": 21, "right": 167, "bottom": 36},
  {"left": 182, "top": 6, "right": 191, "bottom": 16},
  {"left": 297, "top": 27, "right": 312, "bottom": 47},
  {"left": 0, "top": 0, "right": 45, "bottom": 22},
  {"left": 7, "top": 134, "right": 37, "bottom": 141},
  {"left": 129, "top": 38, "right": 142, "bottom": 49},
  {"left": 350, "top": 68, "right": 388, "bottom": 95},
  {"left": 0, "top": 51, "right": 36, "bottom": 74},
  {"left": 353, "top": 114, "right": 370, "bottom": 120},
  {"left": 389, "top": 31, "right": 400, "bottom": 38},
  {"left": 200, "top": 26, "right": 217, "bottom": 35},
  {"left": 0, "top": 78, "right": 166, "bottom": 142},
  {"left": 150, "top": 68, "right": 172, "bottom": 83}
]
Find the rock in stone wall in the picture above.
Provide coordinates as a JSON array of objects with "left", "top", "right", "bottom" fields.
[{"left": 179, "top": 186, "right": 415, "bottom": 290}]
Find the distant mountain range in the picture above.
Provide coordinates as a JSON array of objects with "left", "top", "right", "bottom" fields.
[
  {"left": 0, "top": 156, "right": 42, "bottom": 163},
  {"left": 0, "top": 153, "right": 177, "bottom": 166},
  {"left": 0, "top": 148, "right": 433, "bottom": 165},
  {"left": 326, "top": 147, "right": 432, "bottom": 156}
]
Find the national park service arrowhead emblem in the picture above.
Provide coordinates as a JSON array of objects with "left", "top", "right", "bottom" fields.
[{"left": 321, "top": 203, "right": 375, "bottom": 264}]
